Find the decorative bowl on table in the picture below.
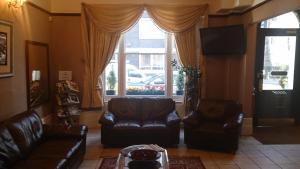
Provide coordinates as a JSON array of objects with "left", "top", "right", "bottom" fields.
[{"left": 128, "top": 149, "right": 161, "bottom": 161}]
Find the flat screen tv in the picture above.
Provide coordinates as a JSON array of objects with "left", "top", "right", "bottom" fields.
[{"left": 200, "top": 24, "right": 246, "bottom": 55}]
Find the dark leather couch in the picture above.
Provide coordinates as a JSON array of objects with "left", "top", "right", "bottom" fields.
[
  {"left": 99, "top": 98, "right": 181, "bottom": 146},
  {"left": 0, "top": 111, "right": 88, "bottom": 169},
  {"left": 183, "top": 99, "right": 243, "bottom": 152}
]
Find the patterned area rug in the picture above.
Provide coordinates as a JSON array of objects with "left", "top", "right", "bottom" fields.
[{"left": 99, "top": 156, "right": 206, "bottom": 169}]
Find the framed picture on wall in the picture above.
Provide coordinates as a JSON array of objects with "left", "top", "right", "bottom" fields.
[{"left": 0, "top": 20, "right": 13, "bottom": 78}]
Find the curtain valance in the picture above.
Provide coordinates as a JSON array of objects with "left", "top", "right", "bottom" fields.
[
  {"left": 145, "top": 5, "right": 207, "bottom": 33},
  {"left": 82, "top": 4, "right": 144, "bottom": 33}
]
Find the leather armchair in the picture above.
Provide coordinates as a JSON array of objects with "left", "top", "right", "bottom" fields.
[
  {"left": 99, "top": 97, "right": 181, "bottom": 147},
  {"left": 183, "top": 99, "right": 243, "bottom": 152}
]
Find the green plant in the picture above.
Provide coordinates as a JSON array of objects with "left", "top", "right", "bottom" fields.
[
  {"left": 171, "top": 59, "right": 201, "bottom": 113},
  {"left": 107, "top": 70, "right": 116, "bottom": 90},
  {"left": 176, "top": 69, "right": 184, "bottom": 91},
  {"left": 126, "top": 89, "right": 164, "bottom": 95},
  {"left": 279, "top": 76, "right": 288, "bottom": 89}
]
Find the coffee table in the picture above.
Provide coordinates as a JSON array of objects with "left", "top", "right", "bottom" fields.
[{"left": 115, "top": 144, "right": 169, "bottom": 169}]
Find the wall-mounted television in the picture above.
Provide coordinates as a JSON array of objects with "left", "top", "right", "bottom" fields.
[{"left": 200, "top": 24, "right": 246, "bottom": 56}]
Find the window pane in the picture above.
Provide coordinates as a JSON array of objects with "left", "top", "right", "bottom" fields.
[
  {"left": 125, "top": 11, "right": 166, "bottom": 95},
  {"left": 126, "top": 54, "right": 165, "bottom": 95},
  {"left": 105, "top": 53, "right": 118, "bottom": 95},
  {"left": 261, "top": 12, "right": 299, "bottom": 29},
  {"left": 262, "top": 36, "right": 296, "bottom": 90},
  {"left": 172, "top": 37, "right": 184, "bottom": 95}
]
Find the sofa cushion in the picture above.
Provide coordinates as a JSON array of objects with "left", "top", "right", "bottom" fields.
[
  {"left": 113, "top": 121, "right": 141, "bottom": 129},
  {"left": 194, "top": 122, "right": 225, "bottom": 135},
  {"left": 141, "top": 98, "right": 175, "bottom": 121},
  {"left": 198, "top": 100, "right": 227, "bottom": 122},
  {"left": 12, "top": 158, "right": 66, "bottom": 169},
  {"left": 0, "top": 126, "right": 22, "bottom": 168},
  {"left": 142, "top": 121, "right": 166, "bottom": 129},
  {"left": 29, "top": 139, "right": 82, "bottom": 160},
  {"left": 108, "top": 98, "right": 142, "bottom": 121},
  {"left": 6, "top": 111, "right": 44, "bottom": 157}
]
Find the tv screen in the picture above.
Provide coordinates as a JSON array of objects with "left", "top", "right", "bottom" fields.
[{"left": 200, "top": 24, "right": 246, "bottom": 55}]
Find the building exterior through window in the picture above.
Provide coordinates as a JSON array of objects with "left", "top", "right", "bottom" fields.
[{"left": 104, "top": 11, "right": 183, "bottom": 100}]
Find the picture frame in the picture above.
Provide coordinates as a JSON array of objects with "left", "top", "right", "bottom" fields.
[
  {"left": 0, "top": 20, "right": 13, "bottom": 78},
  {"left": 25, "top": 41, "right": 50, "bottom": 109}
]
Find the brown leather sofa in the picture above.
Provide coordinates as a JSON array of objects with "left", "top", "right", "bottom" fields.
[
  {"left": 0, "top": 110, "right": 88, "bottom": 169},
  {"left": 183, "top": 99, "right": 243, "bottom": 152},
  {"left": 99, "top": 98, "right": 181, "bottom": 146}
]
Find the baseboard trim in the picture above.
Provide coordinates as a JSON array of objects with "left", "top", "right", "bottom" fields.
[{"left": 241, "top": 118, "right": 253, "bottom": 136}]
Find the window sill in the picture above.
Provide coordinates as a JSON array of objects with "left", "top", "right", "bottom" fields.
[{"left": 104, "top": 95, "right": 183, "bottom": 103}]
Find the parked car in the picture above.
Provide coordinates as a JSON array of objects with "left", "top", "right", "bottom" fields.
[{"left": 143, "top": 74, "right": 178, "bottom": 92}]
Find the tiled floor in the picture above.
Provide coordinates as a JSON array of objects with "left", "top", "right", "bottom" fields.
[{"left": 79, "top": 128, "right": 300, "bottom": 169}]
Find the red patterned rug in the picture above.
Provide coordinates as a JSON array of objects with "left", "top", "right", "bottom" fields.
[{"left": 99, "top": 156, "right": 206, "bottom": 169}]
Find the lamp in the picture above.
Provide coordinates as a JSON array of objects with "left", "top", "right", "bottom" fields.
[{"left": 7, "top": 0, "right": 25, "bottom": 8}]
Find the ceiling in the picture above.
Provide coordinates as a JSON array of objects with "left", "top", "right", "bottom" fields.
[{"left": 26, "top": 0, "right": 268, "bottom": 15}]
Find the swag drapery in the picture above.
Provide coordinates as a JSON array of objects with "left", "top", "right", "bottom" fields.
[{"left": 81, "top": 3, "right": 208, "bottom": 109}]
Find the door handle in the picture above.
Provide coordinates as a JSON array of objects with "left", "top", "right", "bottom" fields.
[{"left": 257, "top": 71, "right": 263, "bottom": 92}]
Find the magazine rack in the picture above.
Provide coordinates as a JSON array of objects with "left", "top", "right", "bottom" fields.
[{"left": 55, "top": 80, "right": 81, "bottom": 127}]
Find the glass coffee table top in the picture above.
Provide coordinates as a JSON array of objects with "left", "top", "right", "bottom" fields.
[{"left": 115, "top": 144, "right": 169, "bottom": 169}]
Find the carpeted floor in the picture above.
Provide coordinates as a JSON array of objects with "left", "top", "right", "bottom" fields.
[{"left": 99, "top": 156, "right": 205, "bottom": 169}]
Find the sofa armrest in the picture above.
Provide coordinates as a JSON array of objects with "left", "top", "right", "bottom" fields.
[
  {"left": 99, "top": 112, "right": 116, "bottom": 126},
  {"left": 43, "top": 125, "right": 88, "bottom": 139},
  {"left": 183, "top": 111, "right": 200, "bottom": 127},
  {"left": 223, "top": 112, "right": 244, "bottom": 130},
  {"left": 166, "top": 111, "right": 181, "bottom": 126}
]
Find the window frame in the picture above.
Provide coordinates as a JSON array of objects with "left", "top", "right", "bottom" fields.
[{"left": 103, "top": 27, "right": 183, "bottom": 102}]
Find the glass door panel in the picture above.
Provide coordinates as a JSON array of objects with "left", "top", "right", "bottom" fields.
[{"left": 262, "top": 36, "right": 296, "bottom": 90}]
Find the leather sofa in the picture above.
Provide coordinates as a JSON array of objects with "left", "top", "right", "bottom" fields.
[
  {"left": 99, "top": 98, "right": 181, "bottom": 146},
  {"left": 183, "top": 99, "right": 243, "bottom": 152},
  {"left": 0, "top": 110, "right": 88, "bottom": 169}
]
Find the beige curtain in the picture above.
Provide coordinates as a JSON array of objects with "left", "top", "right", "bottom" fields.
[
  {"left": 146, "top": 5, "right": 207, "bottom": 112},
  {"left": 81, "top": 4, "right": 143, "bottom": 109},
  {"left": 146, "top": 5, "right": 207, "bottom": 67},
  {"left": 81, "top": 3, "right": 208, "bottom": 110}
]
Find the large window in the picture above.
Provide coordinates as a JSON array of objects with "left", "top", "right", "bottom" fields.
[{"left": 104, "top": 11, "right": 183, "bottom": 99}]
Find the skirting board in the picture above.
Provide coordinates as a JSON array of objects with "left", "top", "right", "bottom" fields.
[{"left": 241, "top": 118, "right": 253, "bottom": 135}]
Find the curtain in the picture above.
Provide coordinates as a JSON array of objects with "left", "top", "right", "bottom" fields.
[
  {"left": 81, "top": 3, "right": 208, "bottom": 110},
  {"left": 146, "top": 5, "right": 207, "bottom": 66},
  {"left": 81, "top": 4, "right": 143, "bottom": 109},
  {"left": 146, "top": 5, "right": 207, "bottom": 112}
]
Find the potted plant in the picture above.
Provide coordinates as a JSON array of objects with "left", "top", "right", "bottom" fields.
[
  {"left": 106, "top": 70, "right": 116, "bottom": 95},
  {"left": 171, "top": 59, "right": 201, "bottom": 113},
  {"left": 176, "top": 69, "right": 184, "bottom": 95}
]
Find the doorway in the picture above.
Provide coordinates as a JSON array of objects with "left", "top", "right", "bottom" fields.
[{"left": 253, "top": 11, "right": 300, "bottom": 144}]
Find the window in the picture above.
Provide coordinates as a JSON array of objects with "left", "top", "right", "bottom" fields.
[
  {"left": 104, "top": 11, "right": 183, "bottom": 99},
  {"left": 261, "top": 12, "right": 299, "bottom": 29}
]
